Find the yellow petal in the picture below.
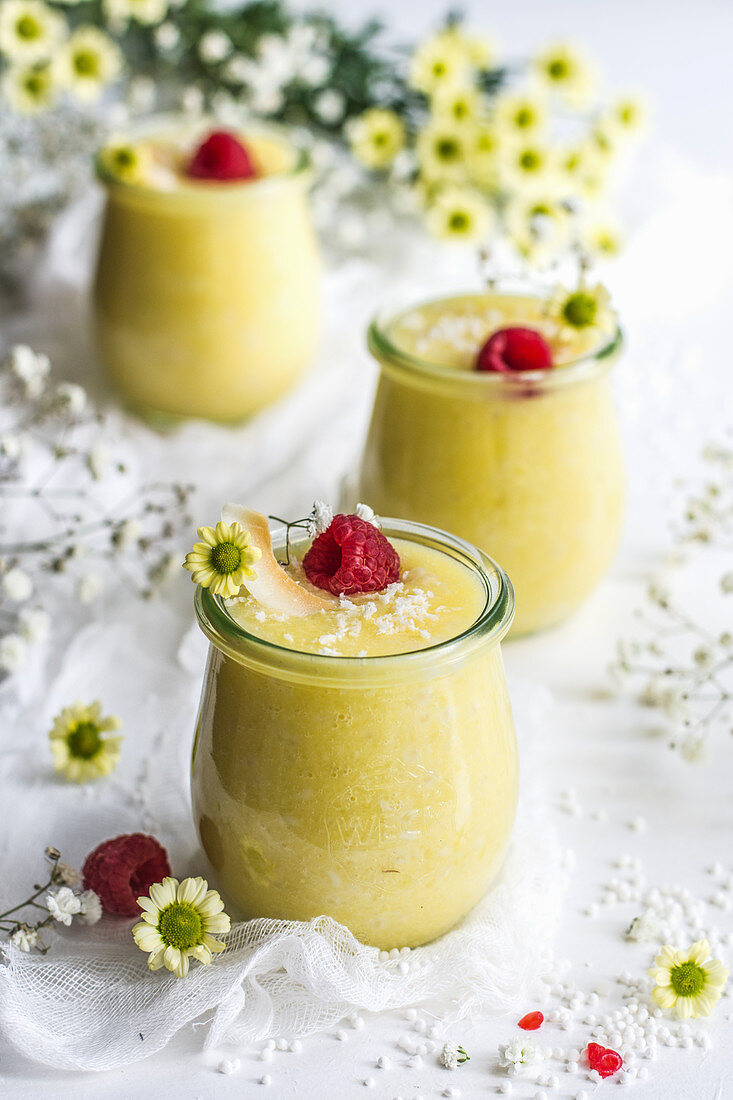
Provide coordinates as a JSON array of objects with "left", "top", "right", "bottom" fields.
[
  {"left": 687, "top": 939, "right": 711, "bottom": 966},
  {"left": 150, "top": 878, "right": 178, "bottom": 909}
]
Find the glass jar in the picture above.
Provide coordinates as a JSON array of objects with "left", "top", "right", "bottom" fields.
[
  {"left": 92, "top": 118, "right": 322, "bottom": 424},
  {"left": 191, "top": 519, "right": 517, "bottom": 950},
  {"left": 357, "top": 291, "right": 625, "bottom": 636}
]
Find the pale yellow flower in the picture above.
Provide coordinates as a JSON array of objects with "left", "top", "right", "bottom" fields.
[
  {"left": 133, "top": 876, "right": 230, "bottom": 979},
  {"left": 497, "top": 138, "right": 557, "bottom": 193},
  {"left": 425, "top": 185, "right": 495, "bottom": 243},
  {"left": 649, "top": 939, "right": 729, "bottom": 1019},
  {"left": 348, "top": 108, "right": 405, "bottom": 171},
  {"left": 493, "top": 91, "right": 547, "bottom": 137},
  {"left": 504, "top": 189, "right": 572, "bottom": 266},
  {"left": 533, "top": 41, "right": 596, "bottom": 108},
  {"left": 1, "top": 60, "right": 57, "bottom": 113},
  {"left": 49, "top": 700, "right": 123, "bottom": 783},
  {"left": 408, "top": 30, "right": 472, "bottom": 96},
  {"left": 548, "top": 280, "right": 615, "bottom": 339},
  {"left": 558, "top": 142, "right": 606, "bottom": 196},
  {"left": 606, "top": 93, "right": 650, "bottom": 138},
  {"left": 588, "top": 120, "right": 620, "bottom": 163},
  {"left": 416, "top": 120, "right": 472, "bottom": 183},
  {"left": 466, "top": 125, "right": 501, "bottom": 187},
  {"left": 52, "top": 25, "right": 122, "bottom": 103},
  {"left": 580, "top": 212, "right": 624, "bottom": 258},
  {"left": 103, "top": 0, "right": 168, "bottom": 26},
  {"left": 0, "top": 0, "right": 65, "bottom": 64},
  {"left": 183, "top": 520, "right": 262, "bottom": 598},
  {"left": 430, "top": 83, "right": 481, "bottom": 127},
  {"left": 97, "top": 139, "right": 150, "bottom": 184}
]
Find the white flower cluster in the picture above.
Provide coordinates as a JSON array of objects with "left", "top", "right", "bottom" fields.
[
  {"left": 45, "top": 885, "right": 102, "bottom": 927},
  {"left": 498, "top": 1038, "right": 545, "bottom": 1075},
  {"left": 223, "top": 25, "right": 331, "bottom": 116}
]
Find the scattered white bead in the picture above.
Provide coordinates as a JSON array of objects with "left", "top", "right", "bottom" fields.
[
  {"left": 363, "top": 1077, "right": 375, "bottom": 1088},
  {"left": 428, "top": 1025, "right": 442, "bottom": 1039},
  {"left": 413, "top": 1018, "right": 427, "bottom": 1034},
  {"left": 335, "top": 1029, "right": 348, "bottom": 1041},
  {"left": 377, "top": 1055, "right": 391, "bottom": 1069},
  {"left": 276, "top": 1038, "right": 288, "bottom": 1051},
  {"left": 398, "top": 961, "right": 410, "bottom": 975},
  {"left": 567, "top": 1061, "right": 579, "bottom": 1073},
  {"left": 265, "top": 1039, "right": 276, "bottom": 1051},
  {"left": 407, "top": 1055, "right": 422, "bottom": 1069},
  {"left": 260, "top": 1049, "right": 273, "bottom": 1062},
  {"left": 630, "top": 817, "right": 647, "bottom": 833},
  {"left": 404, "top": 1008, "right": 417, "bottom": 1021},
  {"left": 290, "top": 1039, "right": 303, "bottom": 1053},
  {"left": 498, "top": 1083, "right": 512, "bottom": 1095},
  {"left": 260, "top": 1075, "right": 272, "bottom": 1087},
  {"left": 443, "top": 1089, "right": 461, "bottom": 1099},
  {"left": 217, "top": 1058, "right": 240, "bottom": 1075}
]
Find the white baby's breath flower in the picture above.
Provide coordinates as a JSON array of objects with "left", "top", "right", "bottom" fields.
[
  {"left": 104, "top": 0, "right": 168, "bottom": 27},
  {"left": 498, "top": 1039, "right": 544, "bottom": 1076},
  {"left": 54, "top": 382, "right": 87, "bottom": 416},
  {"left": 153, "top": 21, "right": 179, "bottom": 50},
  {"left": 55, "top": 861, "right": 81, "bottom": 886},
  {"left": 355, "top": 502, "right": 379, "bottom": 527},
  {"left": 78, "top": 573, "right": 103, "bottom": 604},
  {"left": 46, "top": 886, "right": 82, "bottom": 925},
  {"left": 18, "top": 607, "right": 50, "bottom": 644},
  {"left": 181, "top": 84, "right": 204, "bottom": 115},
  {"left": 679, "top": 733, "right": 708, "bottom": 763},
  {"left": 8, "top": 344, "right": 50, "bottom": 398},
  {"left": 720, "top": 572, "right": 733, "bottom": 595},
  {"left": 0, "top": 434, "right": 24, "bottom": 459},
  {"left": 79, "top": 889, "right": 102, "bottom": 924},
  {"left": 313, "top": 88, "right": 345, "bottom": 124},
  {"left": 87, "top": 444, "right": 109, "bottom": 480},
  {"left": 112, "top": 518, "right": 142, "bottom": 549},
  {"left": 440, "top": 1041, "right": 470, "bottom": 1068},
  {"left": 2, "top": 567, "right": 34, "bottom": 602},
  {"left": 308, "top": 500, "right": 333, "bottom": 537},
  {"left": 626, "top": 909, "right": 662, "bottom": 943},
  {"left": 199, "top": 30, "right": 231, "bottom": 63},
  {"left": 10, "top": 926, "right": 39, "bottom": 952},
  {"left": 0, "top": 634, "right": 27, "bottom": 673}
]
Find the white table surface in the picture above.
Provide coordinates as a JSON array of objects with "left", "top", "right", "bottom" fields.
[{"left": 2, "top": 0, "right": 733, "bottom": 1097}]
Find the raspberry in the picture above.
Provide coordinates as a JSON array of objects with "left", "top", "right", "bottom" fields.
[
  {"left": 186, "top": 131, "right": 258, "bottom": 181},
  {"left": 586, "top": 1042, "right": 623, "bottom": 1079},
  {"left": 82, "top": 833, "right": 171, "bottom": 917},
  {"left": 517, "top": 1011, "right": 544, "bottom": 1031},
  {"left": 476, "top": 327, "right": 553, "bottom": 373},
  {"left": 302, "top": 514, "right": 400, "bottom": 596}
]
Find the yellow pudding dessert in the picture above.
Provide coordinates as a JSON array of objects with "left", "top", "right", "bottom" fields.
[
  {"left": 357, "top": 290, "right": 625, "bottom": 635},
  {"left": 93, "top": 118, "right": 321, "bottom": 423},
  {"left": 189, "top": 506, "right": 517, "bottom": 948}
]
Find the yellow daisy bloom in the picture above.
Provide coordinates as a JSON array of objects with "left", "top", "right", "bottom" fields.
[
  {"left": 425, "top": 185, "right": 495, "bottom": 243},
  {"left": 408, "top": 30, "right": 472, "bottom": 96},
  {"left": 580, "top": 212, "right": 624, "bottom": 258},
  {"left": 416, "top": 120, "right": 472, "bottom": 183},
  {"left": 52, "top": 26, "right": 122, "bottom": 104},
  {"left": 133, "top": 876, "right": 230, "bottom": 979},
  {"left": 649, "top": 939, "right": 729, "bottom": 1019},
  {"left": 103, "top": 0, "right": 169, "bottom": 27},
  {"left": 98, "top": 140, "right": 150, "bottom": 184},
  {"left": 533, "top": 41, "right": 596, "bottom": 108},
  {"left": 493, "top": 92, "right": 547, "bottom": 137},
  {"left": 430, "top": 84, "right": 481, "bottom": 127},
  {"left": 497, "top": 138, "right": 556, "bottom": 193},
  {"left": 1, "top": 60, "right": 57, "bottom": 114},
  {"left": 504, "top": 190, "right": 571, "bottom": 266},
  {"left": 0, "top": 0, "right": 65, "bottom": 65},
  {"left": 548, "top": 280, "right": 615, "bottom": 338},
  {"left": 606, "top": 93, "right": 650, "bottom": 138},
  {"left": 588, "top": 120, "right": 620, "bottom": 163},
  {"left": 348, "top": 108, "right": 405, "bottom": 171},
  {"left": 558, "top": 142, "right": 606, "bottom": 195},
  {"left": 466, "top": 125, "right": 501, "bottom": 187},
  {"left": 49, "top": 700, "right": 123, "bottom": 783},
  {"left": 183, "top": 520, "right": 262, "bottom": 598}
]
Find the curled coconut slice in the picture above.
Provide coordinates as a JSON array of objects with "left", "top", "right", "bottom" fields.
[{"left": 221, "top": 503, "right": 336, "bottom": 616}]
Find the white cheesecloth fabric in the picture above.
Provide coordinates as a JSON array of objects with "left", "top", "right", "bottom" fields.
[{"left": 0, "top": 143, "right": 731, "bottom": 1071}]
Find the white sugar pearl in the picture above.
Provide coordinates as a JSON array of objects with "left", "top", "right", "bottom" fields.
[
  {"left": 443, "top": 1089, "right": 461, "bottom": 1099},
  {"left": 535, "top": 1093, "right": 547, "bottom": 1100},
  {"left": 363, "top": 1078, "right": 375, "bottom": 1088},
  {"left": 407, "top": 1054, "right": 422, "bottom": 1068},
  {"left": 377, "top": 1056, "right": 391, "bottom": 1069},
  {"left": 276, "top": 1038, "right": 288, "bottom": 1051},
  {"left": 413, "top": 1018, "right": 427, "bottom": 1034},
  {"left": 398, "top": 961, "right": 410, "bottom": 975},
  {"left": 265, "top": 1039, "right": 276, "bottom": 1051},
  {"left": 404, "top": 1008, "right": 417, "bottom": 1021},
  {"left": 552, "top": 1047, "right": 564, "bottom": 1059},
  {"left": 498, "top": 1083, "right": 512, "bottom": 1095},
  {"left": 428, "top": 1025, "right": 442, "bottom": 1039},
  {"left": 415, "top": 1042, "right": 428, "bottom": 1056},
  {"left": 637, "top": 1068, "right": 649, "bottom": 1080},
  {"left": 217, "top": 1058, "right": 240, "bottom": 1075},
  {"left": 291, "top": 1039, "right": 303, "bottom": 1053},
  {"left": 630, "top": 817, "right": 647, "bottom": 833},
  {"left": 352, "top": 1016, "right": 365, "bottom": 1030},
  {"left": 547, "top": 1076, "right": 559, "bottom": 1089},
  {"left": 576, "top": 1093, "right": 589, "bottom": 1100},
  {"left": 567, "top": 1062, "right": 579, "bottom": 1073},
  {"left": 336, "top": 1029, "right": 348, "bottom": 1041},
  {"left": 260, "top": 1049, "right": 273, "bottom": 1062},
  {"left": 260, "top": 1075, "right": 272, "bottom": 1087},
  {"left": 569, "top": 1049, "right": 581, "bottom": 1061}
]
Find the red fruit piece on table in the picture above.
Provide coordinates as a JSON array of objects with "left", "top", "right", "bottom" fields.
[
  {"left": 586, "top": 1042, "right": 623, "bottom": 1078},
  {"left": 186, "top": 130, "right": 258, "bottom": 181},
  {"left": 82, "top": 833, "right": 171, "bottom": 917},
  {"left": 302, "top": 515, "right": 400, "bottom": 597},
  {"left": 475, "top": 327, "right": 553, "bottom": 373},
  {"left": 517, "top": 1011, "right": 544, "bottom": 1031}
]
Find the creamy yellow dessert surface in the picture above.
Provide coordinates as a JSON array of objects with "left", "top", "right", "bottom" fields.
[
  {"left": 358, "top": 292, "right": 625, "bottom": 636},
  {"left": 191, "top": 525, "right": 518, "bottom": 948},
  {"left": 226, "top": 538, "right": 486, "bottom": 657}
]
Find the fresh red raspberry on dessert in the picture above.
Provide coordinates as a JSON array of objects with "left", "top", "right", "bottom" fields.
[
  {"left": 302, "top": 514, "right": 400, "bottom": 596},
  {"left": 82, "top": 833, "right": 171, "bottom": 917},
  {"left": 476, "top": 326, "right": 552, "bottom": 373},
  {"left": 586, "top": 1042, "right": 623, "bottom": 1078},
  {"left": 186, "top": 130, "right": 258, "bottom": 181}
]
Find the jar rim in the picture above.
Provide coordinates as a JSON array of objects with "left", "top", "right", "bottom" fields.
[
  {"left": 94, "top": 113, "right": 311, "bottom": 200},
  {"left": 367, "top": 287, "right": 622, "bottom": 394},
  {"left": 194, "top": 517, "right": 515, "bottom": 684}
]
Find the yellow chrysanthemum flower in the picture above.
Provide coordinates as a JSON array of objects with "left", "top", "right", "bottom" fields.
[
  {"left": 103, "top": 0, "right": 169, "bottom": 27},
  {"left": 548, "top": 281, "right": 615, "bottom": 338},
  {"left": 49, "top": 700, "right": 123, "bottom": 783},
  {"left": 648, "top": 939, "right": 729, "bottom": 1019},
  {"left": 497, "top": 138, "right": 556, "bottom": 193},
  {"left": 425, "top": 185, "right": 495, "bottom": 243},
  {"left": 493, "top": 92, "right": 547, "bottom": 137},
  {"left": 430, "top": 84, "right": 481, "bottom": 127},
  {"left": 52, "top": 26, "right": 122, "bottom": 104},
  {"left": 348, "top": 108, "right": 405, "bottom": 171},
  {"left": 588, "top": 120, "right": 619, "bottom": 163},
  {"left": 1, "top": 60, "right": 57, "bottom": 114},
  {"left": 0, "top": 0, "right": 65, "bottom": 64},
  {"left": 580, "top": 212, "right": 624, "bottom": 258},
  {"left": 533, "top": 41, "right": 596, "bottom": 108},
  {"left": 606, "top": 93, "right": 649, "bottom": 138},
  {"left": 408, "top": 30, "right": 472, "bottom": 96},
  {"left": 98, "top": 140, "right": 150, "bottom": 184},
  {"left": 133, "top": 876, "right": 230, "bottom": 979},
  {"left": 504, "top": 190, "right": 571, "bottom": 266},
  {"left": 416, "top": 120, "right": 472, "bottom": 183},
  {"left": 466, "top": 125, "right": 501, "bottom": 187},
  {"left": 183, "top": 520, "right": 262, "bottom": 598}
]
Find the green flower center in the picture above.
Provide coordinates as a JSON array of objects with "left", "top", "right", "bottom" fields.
[
  {"left": 548, "top": 58, "right": 569, "bottom": 80},
  {"left": 158, "top": 902, "right": 203, "bottom": 950},
  {"left": 436, "top": 138, "right": 460, "bottom": 161},
  {"left": 562, "top": 292, "right": 597, "bottom": 328},
  {"left": 373, "top": 131, "right": 389, "bottom": 147},
  {"left": 519, "top": 150, "right": 540, "bottom": 171},
  {"left": 16, "top": 15, "right": 41, "bottom": 40},
  {"left": 516, "top": 108, "right": 533, "bottom": 128},
  {"left": 114, "top": 148, "right": 135, "bottom": 169},
  {"left": 670, "top": 961, "right": 706, "bottom": 998},
  {"left": 211, "top": 541, "right": 242, "bottom": 575},
  {"left": 67, "top": 721, "right": 102, "bottom": 760},
  {"left": 73, "top": 50, "right": 99, "bottom": 77},
  {"left": 431, "top": 61, "right": 446, "bottom": 78},
  {"left": 449, "top": 211, "right": 470, "bottom": 231}
]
